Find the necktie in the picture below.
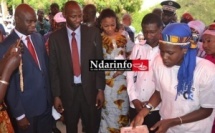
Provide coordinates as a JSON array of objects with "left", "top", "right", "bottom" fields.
[
  {"left": 71, "top": 32, "right": 81, "bottom": 76},
  {"left": 26, "top": 36, "right": 39, "bottom": 65}
]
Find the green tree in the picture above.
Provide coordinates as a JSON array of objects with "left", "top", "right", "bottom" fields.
[
  {"left": 94, "top": 0, "right": 142, "bottom": 14},
  {"left": 144, "top": 0, "right": 215, "bottom": 26},
  {"left": 6, "top": 0, "right": 142, "bottom": 13},
  {"left": 131, "top": 10, "right": 151, "bottom": 33},
  {"left": 176, "top": 0, "right": 215, "bottom": 25},
  {"left": 5, "top": 0, "right": 142, "bottom": 32}
]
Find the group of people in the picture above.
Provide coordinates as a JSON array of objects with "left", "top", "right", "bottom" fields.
[
  {"left": 0, "top": 0, "right": 215, "bottom": 133},
  {"left": 129, "top": 1, "right": 215, "bottom": 133}
]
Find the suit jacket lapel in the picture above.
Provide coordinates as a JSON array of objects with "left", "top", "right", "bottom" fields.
[
  {"left": 61, "top": 27, "right": 73, "bottom": 69},
  {"left": 80, "top": 25, "right": 87, "bottom": 67},
  {"left": 26, "top": 34, "right": 41, "bottom": 70}
]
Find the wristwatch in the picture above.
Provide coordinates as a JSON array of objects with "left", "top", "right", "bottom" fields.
[{"left": 145, "top": 103, "right": 154, "bottom": 112}]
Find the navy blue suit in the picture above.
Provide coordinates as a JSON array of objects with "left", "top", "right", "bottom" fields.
[{"left": 0, "top": 31, "right": 52, "bottom": 133}]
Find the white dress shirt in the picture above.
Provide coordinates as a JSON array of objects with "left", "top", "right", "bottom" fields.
[
  {"left": 66, "top": 26, "right": 82, "bottom": 84},
  {"left": 127, "top": 43, "right": 160, "bottom": 109}
]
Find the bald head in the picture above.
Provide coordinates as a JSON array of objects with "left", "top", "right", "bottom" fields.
[
  {"left": 83, "top": 4, "right": 96, "bottom": 15},
  {"left": 122, "top": 13, "right": 132, "bottom": 26},
  {"left": 64, "top": 1, "right": 81, "bottom": 14},
  {"left": 152, "top": 8, "right": 163, "bottom": 18},
  {"left": 15, "top": 4, "right": 37, "bottom": 35},
  {"left": 15, "top": 4, "right": 35, "bottom": 18},
  {"left": 83, "top": 4, "right": 96, "bottom": 23},
  {"left": 122, "top": 13, "right": 131, "bottom": 20},
  {"left": 63, "top": 1, "right": 83, "bottom": 30}
]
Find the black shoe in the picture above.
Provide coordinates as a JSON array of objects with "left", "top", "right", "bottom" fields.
[{"left": 52, "top": 127, "right": 61, "bottom": 133}]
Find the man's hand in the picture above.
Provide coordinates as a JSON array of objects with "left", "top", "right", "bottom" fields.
[
  {"left": 130, "top": 111, "right": 144, "bottom": 128},
  {"left": 130, "top": 107, "right": 150, "bottom": 129},
  {"left": 17, "top": 117, "right": 30, "bottom": 130},
  {"left": 0, "top": 39, "right": 22, "bottom": 75},
  {"left": 150, "top": 119, "right": 176, "bottom": 133},
  {"left": 96, "top": 90, "right": 104, "bottom": 109},
  {"left": 54, "top": 97, "right": 64, "bottom": 113},
  {"left": 4, "top": 39, "right": 22, "bottom": 59},
  {"left": 132, "top": 99, "right": 144, "bottom": 112}
]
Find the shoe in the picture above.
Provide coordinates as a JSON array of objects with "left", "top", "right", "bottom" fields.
[{"left": 52, "top": 127, "right": 61, "bottom": 133}]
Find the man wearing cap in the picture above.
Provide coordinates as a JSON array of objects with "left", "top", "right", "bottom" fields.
[
  {"left": 161, "top": 0, "right": 181, "bottom": 28},
  {"left": 131, "top": 23, "right": 215, "bottom": 133},
  {"left": 44, "top": 12, "right": 66, "bottom": 54}
]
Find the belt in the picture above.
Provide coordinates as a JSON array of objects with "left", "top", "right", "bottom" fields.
[{"left": 72, "top": 83, "right": 82, "bottom": 87}]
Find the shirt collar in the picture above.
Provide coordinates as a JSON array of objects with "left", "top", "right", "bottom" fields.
[
  {"left": 14, "top": 29, "right": 30, "bottom": 41},
  {"left": 66, "top": 25, "right": 81, "bottom": 37}
]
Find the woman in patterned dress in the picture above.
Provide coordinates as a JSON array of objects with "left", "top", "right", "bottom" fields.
[{"left": 97, "top": 8, "right": 130, "bottom": 133}]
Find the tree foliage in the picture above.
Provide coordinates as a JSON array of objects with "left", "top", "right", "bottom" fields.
[
  {"left": 6, "top": 0, "right": 142, "bottom": 14},
  {"left": 132, "top": 0, "right": 215, "bottom": 33},
  {"left": 176, "top": 0, "right": 215, "bottom": 25},
  {"left": 131, "top": 10, "right": 151, "bottom": 34},
  {"left": 6, "top": 0, "right": 213, "bottom": 34}
]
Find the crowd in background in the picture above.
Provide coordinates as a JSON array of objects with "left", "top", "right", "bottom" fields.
[{"left": 0, "top": 0, "right": 215, "bottom": 133}]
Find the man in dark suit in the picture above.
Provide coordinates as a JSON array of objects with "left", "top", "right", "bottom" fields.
[
  {"left": 0, "top": 4, "right": 52, "bottom": 133},
  {"left": 48, "top": 1, "right": 105, "bottom": 133}
]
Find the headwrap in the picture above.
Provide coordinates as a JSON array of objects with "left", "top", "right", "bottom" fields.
[
  {"left": 181, "top": 13, "right": 194, "bottom": 23},
  {"left": 159, "top": 23, "right": 197, "bottom": 100},
  {"left": 188, "top": 20, "right": 205, "bottom": 35},
  {"left": 203, "top": 23, "right": 215, "bottom": 36},
  {"left": 53, "top": 12, "right": 66, "bottom": 23}
]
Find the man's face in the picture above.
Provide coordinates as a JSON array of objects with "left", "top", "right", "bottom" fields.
[
  {"left": 50, "top": 7, "right": 59, "bottom": 16},
  {"left": 159, "top": 43, "right": 186, "bottom": 67},
  {"left": 142, "top": 23, "right": 161, "bottom": 46},
  {"left": 37, "top": 10, "right": 44, "bottom": 20},
  {"left": 202, "top": 34, "right": 215, "bottom": 56},
  {"left": 54, "top": 22, "right": 66, "bottom": 31},
  {"left": 64, "top": 5, "right": 82, "bottom": 31},
  {"left": 16, "top": 11, "right": 37, "bottom": 35},
  {"left": 162, "top": 11, "right": 175, "bottom": 25},
  {"left": 123, "top": 16, "right": 131, "bottom": 26}
]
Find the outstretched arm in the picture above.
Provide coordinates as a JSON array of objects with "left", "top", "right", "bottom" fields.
[
  {"left": 150, "top": 107, "right": 213, "bottom": 133},
  {"left": 130, "top": 90, "right": 161, "bottom": 127},
  {"left": 0, "top": 40, "right": 22, "bottom": 103}
]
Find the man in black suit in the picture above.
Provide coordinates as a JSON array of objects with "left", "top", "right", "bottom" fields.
[{"left": 48, "top": 1, "right": 105, "bottom": 133}]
